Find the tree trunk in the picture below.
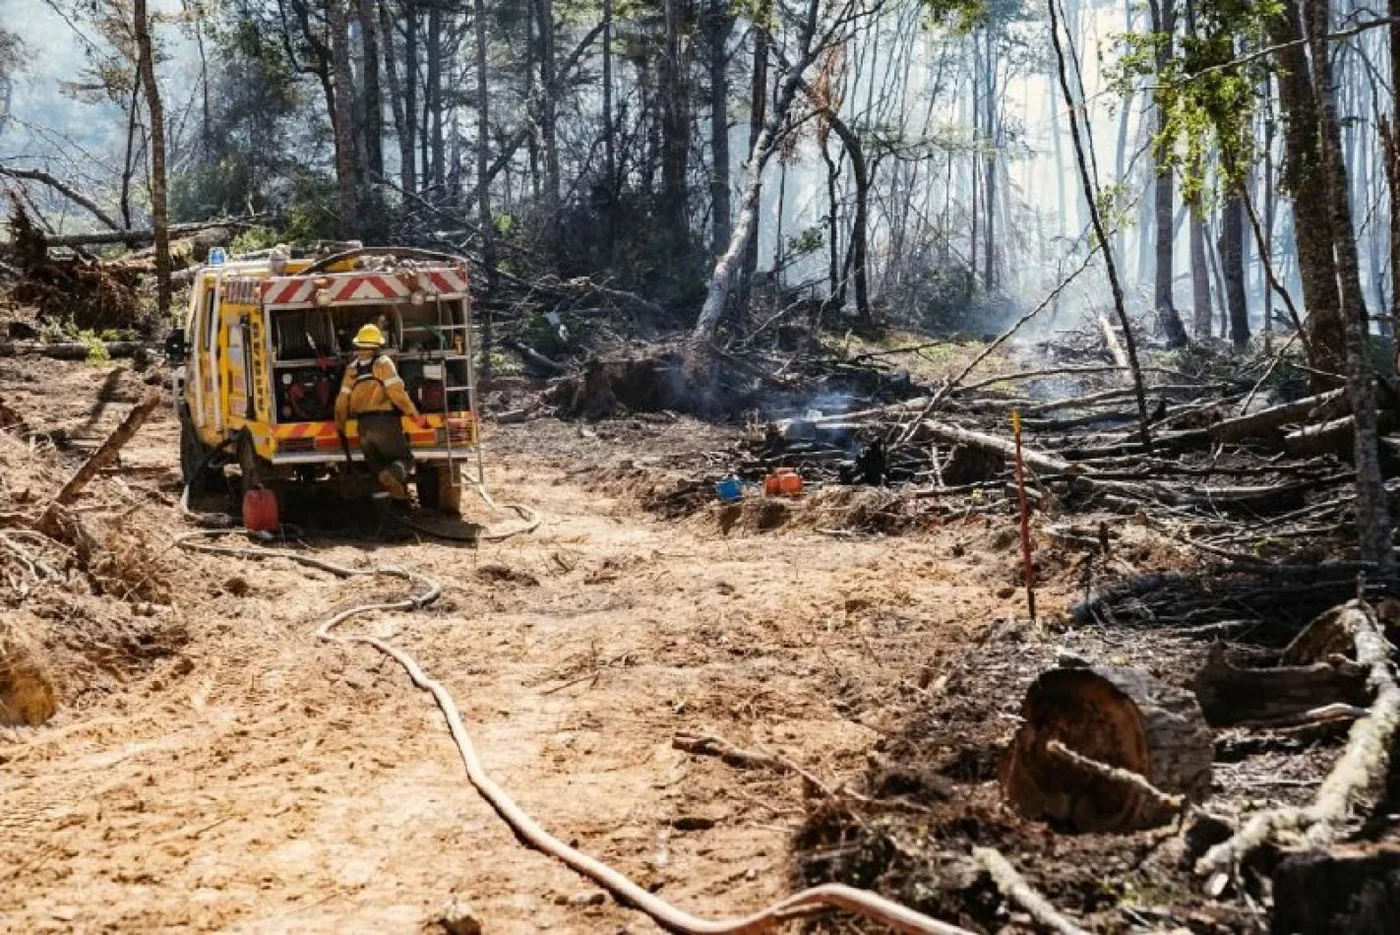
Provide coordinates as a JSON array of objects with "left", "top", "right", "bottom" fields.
[
  {"left": 133, "top": 0, "right": 170, "bottom": 318},
  {"left": 1304, "top": 0, "right": 1393, "bottom": 566},
  {"left": 735, "top": 0, "right": 770, "bottom": 318},
  {"left": 1391, "top": 0, "right": 1400, "bottom": 367},
  {"left": 378, "top": 0, "right": 414, "bottom": 195},
  {"left": 1148, "top": 0, "right": 1190, "bottom": 348},
  {"left": 120, "top": 71, "right": 140, "bottom": 231},
  {"left": 404, "top": 0, "right": 419, "bottom": 194},
  {"left": 660, "top": 0, "right": 690, "bottom": 229},
  {"left": 982, "top": 32, "right": 997, "bottom": 293},
  {"left": 819, "top": 105, "right": 872, "bottom": 324},
  {"left": 1271, "top": 0, "right": 1344, "bottom": 377},
  {"left": 327, "top": 0, "right": 360, "bottom": 238},
  {"left": 1189, "top": 199, "right": 1212, "bottom": 338},
  {"left": 692, "top": 3, "right": 818, "bottom": 343},
  {"left": 357, "top": 0, "right": 384, "bottom": 183},
  {"left": 1220, "top": 193, "right": 1249, "bottom": 348},
  {"left": 473, "top": 0, "right": 494, "bottom": 386},
  {"left": 602, "top": 0, "right": 616, "bottom": 256},
  {"left": 538, "top": 0, "right": 560, "bottom": 214},
  {"left": 427, "top": 1, "right": 445, "bottom": 197},
  {"left": 1049, "top": 0, "right": 1154, "bottom": 449},
  {"left": 708, "top": 0, "right": 732, "bottom": 256}
]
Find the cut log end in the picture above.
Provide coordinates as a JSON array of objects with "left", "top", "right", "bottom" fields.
[{"left": 1000, "top": 666, "right": 1213, "bottom": 832}]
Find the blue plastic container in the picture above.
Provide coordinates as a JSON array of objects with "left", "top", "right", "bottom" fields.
[{"left": 715, "top": 477, "right": 743, "bottom": 502}]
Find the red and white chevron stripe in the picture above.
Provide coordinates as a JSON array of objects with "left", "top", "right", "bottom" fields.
[
  {"left": 262, "top": 277, "right": 317, "bottom": 306},
  {"left": 260, "top": 268, "right": 469, "bottom": 307}
]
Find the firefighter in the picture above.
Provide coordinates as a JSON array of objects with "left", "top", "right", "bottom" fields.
[{"left": 334, "top": 323, "right": 427, "bottom": 501}]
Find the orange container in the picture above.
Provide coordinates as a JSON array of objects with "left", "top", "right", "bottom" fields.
[
  {"left": 765, "top": 468, "right": 803, "bottom": 497},
  {"left": 242, "top": 487, "right": 280, "bottom": 532}
]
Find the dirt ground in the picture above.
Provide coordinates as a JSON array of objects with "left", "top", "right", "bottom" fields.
[
  {"left": 0, "top": 358, "right": 1077, "bottom": 934},
  {"left": 7, "top": 354, "right": 1384, "bottom": 935}
]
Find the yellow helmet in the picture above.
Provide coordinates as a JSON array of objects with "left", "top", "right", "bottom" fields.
[{"left": 353, "top": 323, "right": 386, "bottom": 348}]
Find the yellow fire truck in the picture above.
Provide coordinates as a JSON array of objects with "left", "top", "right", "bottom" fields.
[{"left": 168, "top": 247, "right": 480, "bottom": 516}]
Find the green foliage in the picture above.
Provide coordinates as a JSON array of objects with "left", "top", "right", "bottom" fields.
[
  {"left": 77, "top": 329, "right": 111, "bottom": 367},
  {"left": 786, "top": 225, "right": 824, "bottom": 258},
  {"left": 919, "top": 0, "right": 997, "bottom": 31},
  {"left": 1111, "top": 1, "right": 1280, "bottom": 199},
  {"left": 229, "top": 226, "right": 281, "bottom": 255}
]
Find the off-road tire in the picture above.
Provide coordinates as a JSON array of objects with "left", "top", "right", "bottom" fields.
[
  {"left": 179, "top": 413, "right": 220, "bottom": 493},
  {"left": 417, "top": 463, "right": 463, "bottom": 517}
]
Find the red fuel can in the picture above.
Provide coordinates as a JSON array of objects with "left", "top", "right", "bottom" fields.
[{"left": 242, "top": 487, "right": 280, "bottom": 532}]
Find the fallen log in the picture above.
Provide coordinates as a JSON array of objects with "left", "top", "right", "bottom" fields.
[
  {"left": 0, "top": 341, "right": 153, "bottom": 360},
  {"left": 1197, "top": 601, "right": 1400, "bottom": 876},
  {"left": 37, "top": 392, "right": 161, "bottom": 535},
  {"left": 1284, "top": 412, "right": 1397, "bottom": 458},
  {"left": 1096, "top": 312, "right": 1130, "bottom": 370},
  {"left": 1000, "top": 666, "right": 1213, "bottom": 831},
  {"left": 1270, "top": 844, "right": 1400, "bottom": 934},
  {"left": 506, "top": 340, "right": 568, "bottom": 377},
  {"left": 919, "top": 420, "right": 1073, "bottom": 476},
  {"left": 1208, "top": 388, "right": 1348, "bottom": 444},
  {"left": 1190, "top": 644, "right": 1371, "bottom": 727},
  {"left": 38, "top": 216, "right": 264, "bottom": 248}
]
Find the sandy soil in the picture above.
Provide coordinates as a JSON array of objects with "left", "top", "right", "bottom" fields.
[{"left": 1, "top": 362, "right": 1045, "bottom": 933}]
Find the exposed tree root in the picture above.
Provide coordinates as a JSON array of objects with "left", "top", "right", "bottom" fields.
[
  {"left": 972, "top": 847, "right": 1089, "bottom": 935},
  {"left": 1197, "top": 601, "right": 1400, "bottom": 878}
]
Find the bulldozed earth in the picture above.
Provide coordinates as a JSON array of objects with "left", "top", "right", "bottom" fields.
[{"left": 2, "top": 343, "right": 1399, "bottom": 934}]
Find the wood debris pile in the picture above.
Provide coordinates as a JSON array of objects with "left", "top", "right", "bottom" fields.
[{"left": 671, "top": 354, "right": 1398, "bottom": 557}]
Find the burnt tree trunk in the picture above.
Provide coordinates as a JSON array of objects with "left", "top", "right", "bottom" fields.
[
  {"left": 734, "top": 0, "right": 771, "bottom": 319},
  {"left": 1304, "top": 0, "right": 1393, "bottom": 566},
  {"left": 327, "top": 0, "right": 360, "bottom": 238},
  {"left": 1271, "top": 0, "right": 1344, "bottom": 378},
  {"left": 426, "top": 1, "right": 445, "bottom": 197},
  {"left": 356, "top": 0, "right": 383, "bottom": 182},
  {"left": 378, "top": 0, "right": 414, "bottom": 195},
  {"left": 1147, "top": 0, "right": 1191, "bottom": 348},
  {"left": 473, "top": 0, "right": 494, "bottom": 388},
  {"left": 659, "top": 0, "right": 691, "bottom": 230},
  {"left": 708, "top": 0, "right": 733, "bottom": 256},
  {"left": 1190, "top": 199, "right": 1213, "bottom": 339},
  {"left": 133, "top": 0, "right": 170, "bottom": 318},
  {"left": 1221, "top": 192, "right": 1250, "bottom": 348},
  {"left": 1191, "top": 644, "right": 1370, "bottom": 727}
]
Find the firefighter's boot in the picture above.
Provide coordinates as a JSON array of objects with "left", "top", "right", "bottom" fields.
[{"left": 377, "top": 464, "right": 409, "bottom": 501}]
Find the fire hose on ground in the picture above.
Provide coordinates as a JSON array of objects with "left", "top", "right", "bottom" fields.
[{"left": 176, "top": 480, "right": 974, "bottom": 934}]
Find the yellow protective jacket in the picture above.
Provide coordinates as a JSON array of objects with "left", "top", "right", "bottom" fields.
[{"left": 334, "top": 353, "right": 420, "bottom": 428}]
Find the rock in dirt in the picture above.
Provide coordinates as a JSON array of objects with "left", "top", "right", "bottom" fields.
[
  {"left": 0, "top": 624, "right": 58, "bottom": 726},
  {"left": 437, "top": 894, "right": 482, "bottom": 935}
]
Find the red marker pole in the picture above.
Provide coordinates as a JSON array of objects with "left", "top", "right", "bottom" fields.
[{"left": 1011, "top": 409, "right": 1036, "bottom": 621}]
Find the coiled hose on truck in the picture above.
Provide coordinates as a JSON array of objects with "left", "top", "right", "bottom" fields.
[{"left": 176, "top": 461, "right": 972, "bottom": 934}]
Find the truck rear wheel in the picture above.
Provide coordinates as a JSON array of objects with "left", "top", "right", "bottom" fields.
[{"left": 417, "top": 463, "right": 462, "bottom": 517}]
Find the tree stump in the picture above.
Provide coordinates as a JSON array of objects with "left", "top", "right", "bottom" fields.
[
  {"left": 1271, "top": 845, "right": 1400, "bottom": 934},
  {"left": 1000, "top": 666, "right": 1213, "bottom": 832}
]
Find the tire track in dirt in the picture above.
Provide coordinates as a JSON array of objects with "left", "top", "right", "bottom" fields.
[{"left": 2, "top": 394, "right": 1030, "bottom": 933}]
